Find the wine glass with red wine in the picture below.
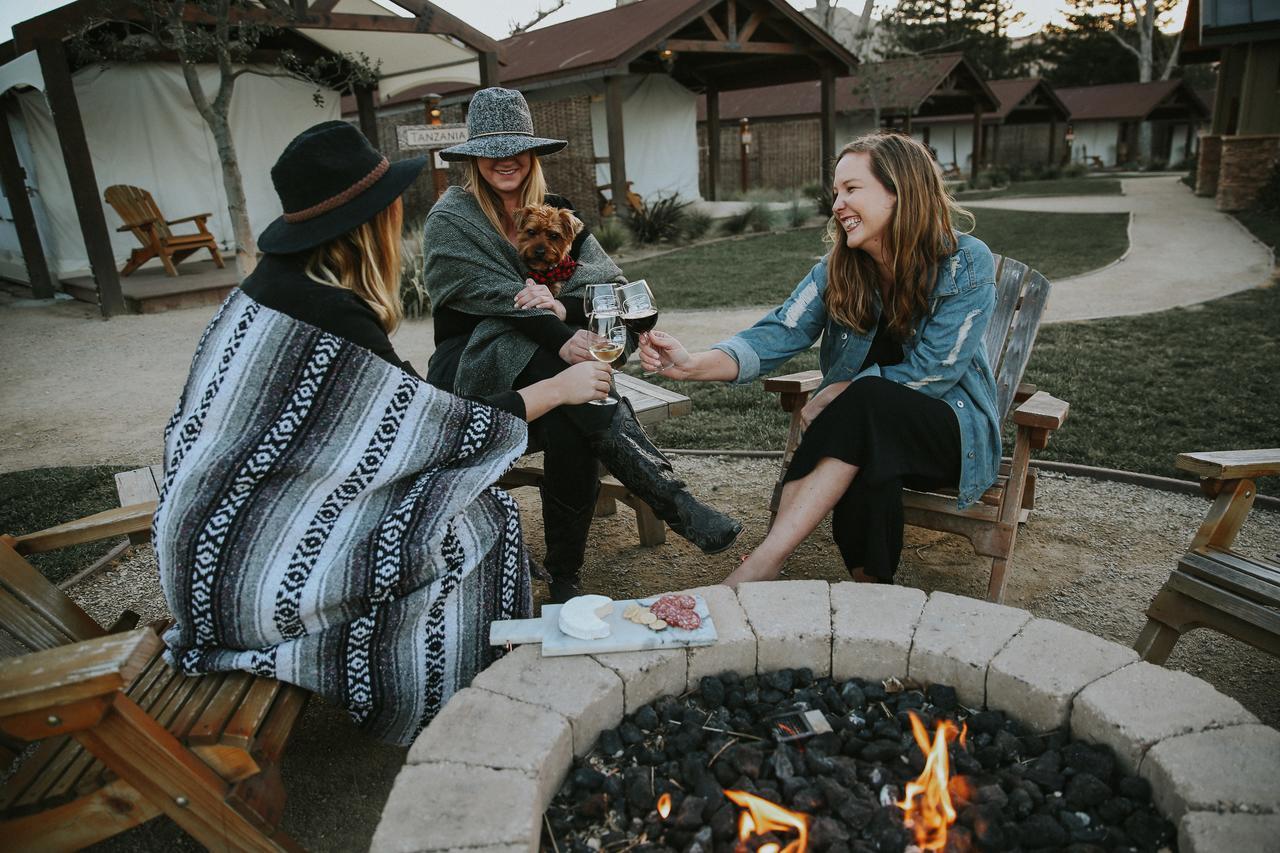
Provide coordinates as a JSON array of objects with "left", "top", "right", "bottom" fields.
[{"left": 618, "top": 279, "right": 658, "bottom": 335}]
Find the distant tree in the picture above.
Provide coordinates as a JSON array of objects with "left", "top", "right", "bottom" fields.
[
  {"left": 883, "top": 0, "right": 1028, "bottom": 79},
  {"left": 509, "top": 1, "right": 565, "bottom": 36},
  {"left": 72, "top": 1, "right": 378, "bottom": 277},
  {"left": 1040, "top": 0, "right": 1182, "bottom": 88}
]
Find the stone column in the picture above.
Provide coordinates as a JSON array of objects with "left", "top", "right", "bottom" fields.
[
  {"left": 1195, "top": 134, "right": 1222, "bottom": 198},
  {"left": 1215, "top": 134, "right": 1280, "bottom": 211}
]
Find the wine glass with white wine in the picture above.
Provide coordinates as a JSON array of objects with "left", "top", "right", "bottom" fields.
[{"left": 586, "top": 311, "right": 626, "bottom": 406}]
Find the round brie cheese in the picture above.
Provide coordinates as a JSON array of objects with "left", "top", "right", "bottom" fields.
[{"left": 558, "top": 594, "right": 614, "bottom": 641}]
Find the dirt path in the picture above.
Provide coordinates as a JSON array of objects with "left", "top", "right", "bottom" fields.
[{"left": 70, "top": 458, "right": 1279, "bottom": 851}]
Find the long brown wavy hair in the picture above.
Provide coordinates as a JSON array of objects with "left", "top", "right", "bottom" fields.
[
  {"left": 464, "top": 154, "right": 549, "bottom": 237},
  {"left": 824, "top": 132, "right": 974, "bottom": 339},
  {"left": 305, "top": 197, "right": 404, "bottom": 333}
]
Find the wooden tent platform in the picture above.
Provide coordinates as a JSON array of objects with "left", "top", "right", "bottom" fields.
[{"left": 61, "top": 257, "right": 238, "bottom": 314}]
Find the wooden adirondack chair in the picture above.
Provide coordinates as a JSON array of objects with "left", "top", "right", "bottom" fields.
[
  {"left": 0, "top": 503, "right": 307, "bottom": 852},
  {"left": 762, "top": 255, "right": 1069, "bottom": 603},
  {"left": 103, "top": 185, "right": 225, "bottom": 277},
  {"left": 1134, "top": 450, "right": 1280, "bottom": 664}
]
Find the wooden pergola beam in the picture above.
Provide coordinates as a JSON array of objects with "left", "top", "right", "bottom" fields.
[
  {"left": 35, "top": 38, "right": 124, "bottom": 317},
  {"left": 664, "top": 38, "right": 802, "bottom": 55},
  {"left": 0, "top": 94, "right": 55, "bottom": 299}
]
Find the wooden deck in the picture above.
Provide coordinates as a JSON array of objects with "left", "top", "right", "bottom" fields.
[{"left": 61, "top": 256, "right": 239, "bottom": 314}]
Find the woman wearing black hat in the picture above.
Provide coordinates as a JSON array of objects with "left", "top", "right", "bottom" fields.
[
  {"left": 152, "top": 121, "right": 610, "bottom": 746},
  {"left": 423, "top": 87, "right": 742, "bottom": 604}
]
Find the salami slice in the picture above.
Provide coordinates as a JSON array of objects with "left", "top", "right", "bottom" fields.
[{"left": 650, "top": 594, "right": 701, "bottom": 630}]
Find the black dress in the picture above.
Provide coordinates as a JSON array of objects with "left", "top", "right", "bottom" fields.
[{"left": 783, "top": 320, "right": 961, "bottom": 581}]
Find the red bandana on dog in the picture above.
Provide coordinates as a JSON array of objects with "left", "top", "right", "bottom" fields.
[{"left": 527, "top": 256, "right": 578, "bottom": 286}]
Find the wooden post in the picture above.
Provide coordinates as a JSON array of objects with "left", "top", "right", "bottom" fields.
[
  {"left": 0, "top": 95, "right": 55, "bottom": 299},
  {"left": 605, "top": 76, "right": 628, "bottom": 219},
  {"left": 706, "top": 86, "right": 720, "bottom": 201},
  {"left": 355, "top": 86, "right": 378, "bottom": 144},
  {"left": 970, "top": 105, "right": 983, "bottom": 181},
  {"left": 991, "top": 122, "right": 1001, "bottom": 165},
  {"left": 903, "top": 111, "right": 912, "bottom": 135},
  {"left": 819, "top": 67, "right": 836, "bottom": 189},
  {"left": 36, "top": 38, "right": 124, "bottom": 317},
  {"left": 479, "top": 51, "right": 499, "bottom": 88},
  {"left": 1047, "top": 117, "right": 1057, "bottom": 166}
]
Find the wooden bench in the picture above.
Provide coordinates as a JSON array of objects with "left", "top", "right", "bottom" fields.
[
  {"left": 762, "top": 255, "right": 1069, "bottom": 603},
  {"left": 1134, "top": 449, "right": 1280, "bottom": 664},
  {"left": 498, "top": 372, "right": 691, "bottom": 546},
  {"left": 0, "top": 505, "right": 306, "bottom": 851}
]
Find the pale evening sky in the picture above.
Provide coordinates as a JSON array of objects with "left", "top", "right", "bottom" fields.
[{"left": 1, "top": 0, "right": 1190, "bottom": 47}]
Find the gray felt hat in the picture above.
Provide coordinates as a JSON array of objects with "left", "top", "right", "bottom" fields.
[{"left": 438, "top": 87, "right": 567, "bottom": 162}]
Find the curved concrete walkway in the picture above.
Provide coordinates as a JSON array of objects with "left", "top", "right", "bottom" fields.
[{"left": 0, "top": 177, "right": 1272, "bottom": 472}]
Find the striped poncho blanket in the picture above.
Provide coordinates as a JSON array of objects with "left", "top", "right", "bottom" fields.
[{"left": 153, "top": 289, "right": 531, "bottom": 745}]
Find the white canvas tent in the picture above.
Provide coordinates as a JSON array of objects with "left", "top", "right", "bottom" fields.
[{"left": 0, "top": 60, "right": 339, "bottom": 281}]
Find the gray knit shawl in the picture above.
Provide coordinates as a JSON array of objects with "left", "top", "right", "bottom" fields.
[{"left": 423, "top": 185, "right": 625, "bottom": 396}]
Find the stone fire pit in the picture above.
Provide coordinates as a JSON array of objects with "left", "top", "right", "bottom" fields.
[{"left": 371, "top": 582, "right": 1280, "bottom": 852}]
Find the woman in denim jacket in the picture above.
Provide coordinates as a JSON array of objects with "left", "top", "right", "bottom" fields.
[{"left": 640, "top": 133, "right": 1001, "bottom": 587}]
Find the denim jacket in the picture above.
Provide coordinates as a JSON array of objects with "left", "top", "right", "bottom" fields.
[{"left": 712, "top": 233, "right": 1002, "bottom": 508}]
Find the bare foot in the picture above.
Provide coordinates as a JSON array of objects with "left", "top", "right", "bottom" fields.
[
  {"left": 721, "top": 553, "right": 782, "bottom": 588},
  {"left": 849, "top": 568, "right": 878, "bottom": 584}
]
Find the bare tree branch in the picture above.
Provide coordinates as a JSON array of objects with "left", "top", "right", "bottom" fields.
[
  {"left": 509, "top": 0, "right": 565, "bottom": 36},
  {"left": 1161, "top": 28, "right": 1183, "bottom": 79}
]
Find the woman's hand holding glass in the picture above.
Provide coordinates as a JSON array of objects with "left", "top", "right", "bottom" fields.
[
  {"left": 553, "top": 360, "right": 613, "bottom": 405},
  {"left": 637, "top": 330, "right": 692, "bottom": 378},
  {"left": 559, "top": 329, "right": 602, "bottom": 364}
]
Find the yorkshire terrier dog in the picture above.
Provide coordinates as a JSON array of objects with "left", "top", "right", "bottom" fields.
[{"left": 513, "top": 203, "right": 584, "bottom": 296}]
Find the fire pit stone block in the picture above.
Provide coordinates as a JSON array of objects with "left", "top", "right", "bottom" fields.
[
  {"left": 591, "top": 649, "right": 687, "bottom": 714},
  {"left": 987, "top": 618, "right": 1138, "bottom": 732},
  {"left": 738, "top": 579, "right": 832, "bottom": 676},
  {"left": 470, "top": 644, "right": 624, "bottom": 757},
  {"left": 830, "top": 583, "right": 926, "bottom": 682},
  {"left": 908, "top": 591, "right": 1032, "bottom": 708},
  {"left": 1141, "top": 723, "right": 1280, "bottom": 821},
  {"left": 1178, "top": 811, "right": 1280, "bottom": 852},
  {"left": 1071, "top": 661, "right": 1259, "bottom": 773},
  {"left": 681, "top": 585, "right": 756, "bottom": 689},
  {"left": 370, "top": 761, "right": 539, "bottom": 853},
  {"left": 406, "top": 687, "right": 572, "bottom": 811}
]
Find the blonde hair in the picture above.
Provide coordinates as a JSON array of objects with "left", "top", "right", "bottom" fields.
[
  {"left": 824, "top": 132, "right": 975, "bottom": 339},
  {"left": 305, "top": 197, "right": 405, "bottom": 333},
  {"left": 464, "top": 154, "right": 549, "bottom": 236}
]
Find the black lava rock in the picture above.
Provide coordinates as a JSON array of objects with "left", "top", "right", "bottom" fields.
[
  {"left": 1118, "top": 775, "right": 1153, "bottom": 801},
  {"left": 1124, "top": 810, "right": 1173, "bottom": 848},
  {"left": 571, "top": 767, "right": 606, "bottom": 791},
  {"left": 1097, "top": 796, "right": 1135, "bottom": 824},
  {"left": 1025, "top": 752, "right": 1066, "bottom": 790},
  {"left": 925, "top": 683, "right": 959, "bottom": 710},
  {"left": 790, "top": 786, "right": 826, "bottom": 812},
  {"left": 863, "top": 681, "right": 888, "bottom": 703},
  {"left": 699, "top": 676, "right": 725, "bottom": 709},
  {"left": 1063, "top": 741, "right": 1115, "bottom": 781},
  {"left": 970, "top": 709, "right": 1005, "bottom": 736},
  {"left": 597, "top": 727, "right": 624, "bottom": 757},
  {"left": 634, "top": 704, "right": 660, "bottom": 732},
  {"left": 1019, "top": 813, "right": 1069, "bottom": 849},
  {"left": 728, "top": 744, "right": 764, "bottom": 779},
  {"left": 840, "top": 681, "right": 867, "bottom": 710},
  {"left": 1065, "top": 772, "right": 1111, "bottom": 810},
  {"left": 672, "top": 795, "right": 706, "bottom": 830},
  {"left": 861, "top": 739, "right": 902, "bottom": 762},
  {"left": 619, "top": 721, "right": 645, "bottom": 745}
]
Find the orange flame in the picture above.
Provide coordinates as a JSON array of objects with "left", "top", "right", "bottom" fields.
[
  {"left": 657, "top": 792, "right": 672, "bottom": 819},
  {"left": 725, "top": 789, "right": 808, "bottom": 853},
  {"left": 896, "top": 712, "right": 963, "bottom": 852}
]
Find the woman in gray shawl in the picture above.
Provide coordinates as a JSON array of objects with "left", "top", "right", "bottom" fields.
[
  {"left": 154, "top": 122, "right": 610, "bottom": 745},
  {"left": 424, "top": 88, "right": 742, "bottom": 603}
]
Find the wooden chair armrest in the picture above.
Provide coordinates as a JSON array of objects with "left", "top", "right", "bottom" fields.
[
  {"left": 11, "top": 501, "right": 156, "bottom": 556},
  {"left": 166, "top": 213, "right": 212, "bottom": 225},
  {"left": 1013, "top": 382, "right": 1038, "bottom": 404},
  {"left": 0, "top": 628, "right": 161, "bottom": 722},
  {"left": 1012, "top": 391, "right": 1069, "bottom": 430},
  {"left": 1177, "top": 450, "right": 1280, "bottom": 481},
  {"left": 761, "top": 369, "right": 823, "bottom": 395}
]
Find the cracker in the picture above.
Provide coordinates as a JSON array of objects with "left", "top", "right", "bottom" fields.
[
  {"left": 639, "top": 610, "right": 657, "bottom": 625},
  {"left": 650, "top": 619, "right": 668, "bottom": 630}
]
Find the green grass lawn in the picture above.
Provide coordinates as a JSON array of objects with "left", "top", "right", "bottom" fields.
[
  {"left": 1233, "top": 209, "right": 1280, "bottom": 253},
  {"left": 625, "top": 208, "right": 1129, "bottom": 310},
  {"left": 636, "top": 284, "right": 1279, "bottom": 495},
  {"left": 955, "top": 178, "right": 1123, "bottom": 202},
  {"left": 0, "top": 465, "right": 130, "bottom": 584}
]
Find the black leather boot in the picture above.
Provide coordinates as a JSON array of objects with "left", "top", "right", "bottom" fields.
[
  {"left": 540, "top": 489, "right": 599, "bottom": 604},
  {"left": 589, "top": 399, "right": 743, "bottom": 555}
]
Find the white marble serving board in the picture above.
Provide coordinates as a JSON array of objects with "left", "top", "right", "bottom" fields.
[{"left": 488, "top": 596, "right": 717, "bottom": 657}]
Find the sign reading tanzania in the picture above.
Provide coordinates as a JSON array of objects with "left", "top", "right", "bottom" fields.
[{"left": 396, "top": 124, "right": 468, "bottom": 150}]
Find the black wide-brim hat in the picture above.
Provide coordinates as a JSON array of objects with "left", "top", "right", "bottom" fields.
[
  {"left": 438, "top": 87, "right": 567, "bottom": 162},
  {"left": 258, "top": 120, "right": 427, "bottom": 254}
]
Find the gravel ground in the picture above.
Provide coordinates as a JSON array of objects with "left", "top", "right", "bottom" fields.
[{"left": 68, "top": 459, "right": 1280, "bottom": 852}]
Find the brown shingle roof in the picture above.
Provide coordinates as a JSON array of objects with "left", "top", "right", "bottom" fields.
[
  {"left": 696, "top": 53, "right": 996, "bottom": 120},
  {"left": 1055, "top": 80, "right": 1202, "bottom": 121},
  {"left": 913, "top": 77, "right": 1070, "bottom": 125}
]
